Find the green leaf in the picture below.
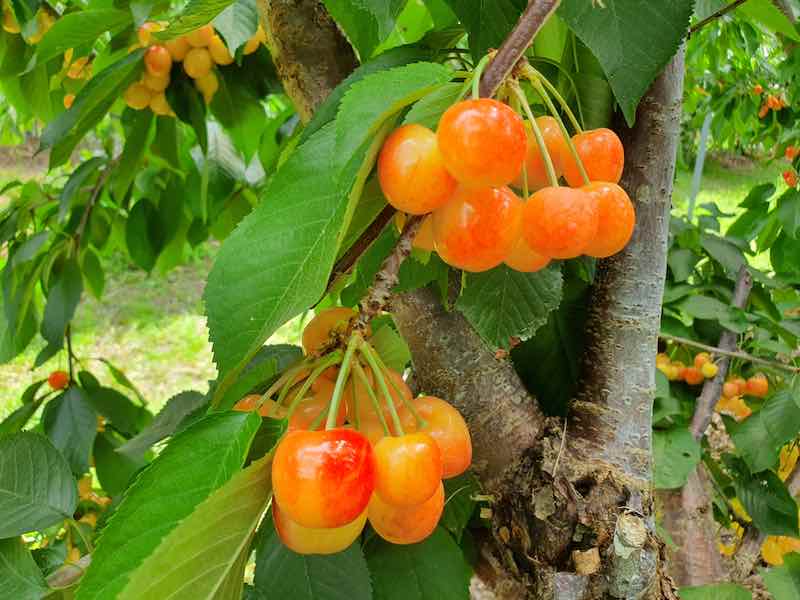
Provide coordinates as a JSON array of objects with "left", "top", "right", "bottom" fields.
[
  {"left": 80, "top": 249, "right": 104, "bottom": 299},
  {"left": 40, "top": 50, "right": 144, "bottom": 168},
  {"left": 679, "top": 583, "right": 752, "bottom": 600},
  {"left": 668, "top": 248, "right": 700, "bottom": 282},
  {"left": 456, "top": 264, "right": 563, "bottom": 350},
  {"left": 322, "top": 0, "right": 407, "bottom": 59},
  {"left": 59, "top": 158, "right": 105, "bottom": 221},
  {"left": 0, "top": 402, "right": 40, "bottom": 436},
  {"left": 0, "top": 537, "right": 49, "bottom": 600},
  {"left": 652, "top": 426, "right": 701, "bottom": 489},
  {"left": 366, "top": 526, "right": 472, "bottom": 600},
  {"left": 370, "top": 321, "right": 412, "bottom": 372},
  {"left": 677, "top": 294, "right": 729, "bottom": 320},
  {"left": 93, "top": 431, "right": 148, "bottom": 496},
  {"left": 700, "top": 233, "right": 746, "bottom": 276},
  {"left": 441, "top": 473, "right": 480, "bottom": 542},
  {"left": 84, "top": 386, "right": 151, "bottom": 437},
  {"left": 444, "top": 0, "right": 526, "bottom": 60},
  {"left": 252, "top": 515, "right": 372, "bottom": 600},
  {"left": 126, "top": 198, "right": 167, "bottom": 271},
  {"left": 761, "top": 553, "right": 800, "bottom": 600},
  {"left": 40, "top": 257, "right": 83, "bottom": 349},
  {"left": 0, "top": 432, "right": 77, "bottom": 538},
  {"left": 20, "top": 63, "right": 53, "bottom": 122},
  {"left": 75, "top": 411, "right": 261, "bottom": 600},
  {"left": 735, "top": 469, "right": 799, "bottom": 538},
  {"left": 335, "top": 62, "right": 452, "bottom": 160},
  {"left": 777, "top": 188, "right": 800, "bottom": 239},
  {"left": 403, "top": 81, "right": 463, "bottom": 129},
  {"left": 557, "top": 0, "right": 694, "bottom": 125},
  {"left": 113, "top": 109, "right": 155, "bottom": 199},
  {"left": 736, "top": 0, "right": 800, "bottom": 42},
  {"left": 119, "top": 452, "right": 273, "bottom": 599},
  {"left": 117, "top": 391, "right": 208, "bottom": 456},
  {"left": 158, "top": 0, "right": 237, "bottom": 39},
  {"left": 98, "top": 358, "right": 146, "bottom": 405},
  {"left": 219, "top": 345, "right": 304, "bottom": 410},
  {"left": 41, "top": 387, "right": 98, "bottom": 476},
  {"left": 36, "top": 9, "right": 130, "bottom": 65},
  {"left": 728, "top": 391, "right": 800, "bottom": 473},
  {"left": 213, "top": 0, "right": 259, "bottom": 54}
]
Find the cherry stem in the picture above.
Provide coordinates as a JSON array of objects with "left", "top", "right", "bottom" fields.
[
  {"left": 509, "top": 90, "right": 530, "bottom": 200},
  {"left": 526, "top": 74, "right": 590, "bottom": 186},
  {"left": 326, "top": 333, "right": 361, "bottom": 430},
  {"left": 69, "top": 518, "right": 94, "bottom": 553},
  {"left": 359, "top": 341, "right": 405, "bottom": 436},
  {"left": 525, "top": 65, "right": 583, "bottom": 134},
  {"left": 352, "top": 360, "right": 390, "bottom": 436},
  {"left": 284, "top": 352, "right": 342, "bottom": 420},
  {"left": 257, "top": 359, "right": 313, "bottom": 412},
  {"left": 471, "top": 54, "right": 492, "bottom": 100},
  {"left": 366, "top": 347, "right": 428, "bottom": 431},
  {"left": 511, "top": 84, "right": 559, "bottom": 188}
]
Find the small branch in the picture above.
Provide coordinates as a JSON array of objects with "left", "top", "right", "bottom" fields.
[
  {"left": 46, "top": 553, "right": 91, "bottom": 589},
  {"left": 74, "top": 162, "right": 114, "bottom": 251},
  {"left": 354, "top": 215, "right": 423, "bottom": 329},
  {"left": 689, "top": 0, "right": 749, "bottom": 36},
  {"left": 689, "top": 266, "right": 753, "bottom": 440},
  {"left": 660, "top": 335, "right": 799, "bottom": 375},
  {"left": 478, "top": 0, "right": 562, "bottom": 98},
  {"left": 66, "top": 325, "right": 75, "bottom": 382}
]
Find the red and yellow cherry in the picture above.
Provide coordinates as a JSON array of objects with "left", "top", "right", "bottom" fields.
[
  {"left": 48, "top": 370, "right": 69, "bottom": 390},
  {"left": 301, "top": 307, "right": 358, "bottom": 355},
  {"left": 413, "top": 396, "right": 471, "bottom": 478},
  {"left": 272, "top": 500, "right": 366, "bottom": 555},
  {"left": 522, "top": 186, "right": 598, "bottom": 259},
  {"left": 373, "top": 433, "right": 442, "bottom": 506},
  {"left": 504, "top": 236, "right": 550, "bottom": 273},
  {"left": 165, "top": 36, "right": 190, "bottom": 61},
  {"left": 513, "top": 116, "right": 569, "bottom": 191},
  {"left": 745, "top": 374, "right": 768, "bottom": 398},
  {"left": 562, "top": 128, "right": 625, "bottom": 187},
  {"left": 378, "top": 124, "right": 457, "bottom": 215},
  {"left": 437, "top": 98, "right": 527, "bottom": 187},
  {"left": 581, "top": 182, "right": 635, "bottom": 258},
  {"left": 186, "top": 24, "right": 214, "bottom": 47},
  {"left": 183, "top": 47, "right": 212, "bottom": 79},
  {"left": 722, "top": 381, "right": 739, "bottom": 399},
  {"left": 684, "top": 367, "right": 704, "bottom": 386},
  {"left": 144, "top": 45, "right": 172, "bottom": 76},
  {"left": 693, "top": 352, "right": 710, "bottom": 369},
  {"left": 432, "top": 186, "right": 522, "bottom": 272},
  {"left": 368, "top": 481, "right": 444, "bottom": 545},
  {"left": 272, "top": 428, "right": 375, "bottom": 528},
  {"left": 233, "top": 394, "right": 286, "bottom": 418},
  {"left": 731, "top": 377, "right": 747, "bottom": 396}
]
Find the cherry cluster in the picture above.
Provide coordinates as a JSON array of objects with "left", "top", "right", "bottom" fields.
[
  {"left": 378, "top": 88, "right": 635, "bottom": 273},
  {"left": 715, "top": 372, "right": 769, "bottom": 422},
  {"left": 656, "top": 351, "right": 719, "bottom": 384},
  {"left": 234, "top": 308, "right": 472, "bottom": 554}
]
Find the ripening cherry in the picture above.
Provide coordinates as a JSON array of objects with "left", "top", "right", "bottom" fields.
[
  {"left": 694, "top": 352, "right": 710, "bottom": 369},
  {"left": 233, "top": 394, "right": 286, "bottom": 418},
  {"left": 369, "top": 481, "right": 444, "bottom": 545},
  {"left": 581, "top": 182, "right": 636, "bottom": 258},
  {"left": 149, "top": 93, "right": 172, "bottom": 116},
  {"left": 48, "top": 370, "right": 69, "bottom": 390},
  {"left": 522, "top": 186, "right": 598, "bottom": 259},
  {"left": 137, "top": 21, "right": 164, "bottom": 46},
  {"left": 701, "top": 362, "right": 718, "bottom": 379},
  {"left": 143, "top": 71, "right": 170, "bottom": 92},
  {"left": 432, "top": 186, "right": 522, "bottom": 272},
  {"left": 124, "top": 83, "right": 151, "bottom": 110},
  {"left": 413, "top": 396, "right": 471, "bottom": 478},
  {"left": 63, "top": 94, "right": 75, "bottom": 110},
  {"left": 753, "top": 84, "right": 764, "bottom": 96},
  {"left": 562, "top": 128, "right": 625, "bottom": 187},
  {"left": 165, "top": 36, "right": 191, "bottom": 61},
  {"left": 183, "top": 47, "right": 212, "bottom": 79},
  {"left": 343, "top": 366, "right": 411, "bottom": 425},
  {"left": 504, "top": 236, "right": 550, "bottom": 273},
  {"left": 195, "top": 71, "right": 219, "bottom": 103},
  {"left": 786, "top": 146, "right": 799, "bottom": 161},
  {"left": 144, "top": 45, "right": 172, "bottom": 76},
  {"left": 745, "top": 374, "right": 769, "bottom": 398},
  {"left": 513, "top": 116, "right": 570, "bottom": 191},
  {"left": 272, "top": 500, "right": 366, "bottom": 555},
  {"left": 288, "top": 388, "right": 346, "bottom": 431},
  {"left": 732, "top": 377, "right": 747, "bottom": 396},
  {"left": 684, "top": 366, "right": 704, "bottom": 386},
  {"left": 301, "top": 307, "right": 358, "bottom": 355},
  {"left": 378, "top": 124, "right": 457, "bottom": 215},
  {"left": 186, "top": 24, "right": 214, "bottom": 47},
  {"left": 272, "top": 428, "right": 375, "bottom": 529},
  {"left": 208, "top": 34, "right": 234, "bottom": 65},
  {"left": 373, "top": 433, "right": 442, "bottom": 506},
  {"left": 437, "top": 98, "right": 527, "bottom": 187},
  {"left": 784, "top": 170, "right": 798, "bottom": 188},
  {"left": 358, "top": 407, "right": 416, "bottom": 446},
  {"left": 722, "top": 381, "right": 739, "bottom": 399}
]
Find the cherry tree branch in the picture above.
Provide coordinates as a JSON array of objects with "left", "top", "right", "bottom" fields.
[
  {"left": 659, "top": 334, "right": 799, "bottom": 374},
  {"left": 689, "top": 0, "right": 750, "bottom": 36}
]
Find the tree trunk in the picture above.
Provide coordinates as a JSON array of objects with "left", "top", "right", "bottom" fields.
[{"left": 259, "top": 3, "right": 686, "bottom": 597}]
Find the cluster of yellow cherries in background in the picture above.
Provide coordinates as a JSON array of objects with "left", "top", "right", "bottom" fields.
[
  {"left": 2, "top": 1, "right": 54, "bottom": 41},
  {"left": 122, "top": 21, "right": 267, "bottom": 116}
]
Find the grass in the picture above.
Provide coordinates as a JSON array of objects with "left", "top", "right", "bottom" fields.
[{"left": 0, "top": 155, "right": 791, "bottom": 421}]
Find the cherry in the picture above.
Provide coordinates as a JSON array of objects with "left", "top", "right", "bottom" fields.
[
  {"left": 208, "top": 34, "right": 234, "bottom": 65},
  {"left": 272, "top": 428, "right": 375, "bottom": 528},
  {"left": 513, "top": 116, "right": 569, "bottom": 191},
  {"left": 149, "top": 93, "right": 172, "bottom": 116},
  {"left": 143, "top": 72, "right": 170, "bottom": 92},
  {"left": 186, "top": 24, "right": 214, "bottom": 48},
  {"left": 522, "top": 186, "right": 598, "bottom": 259},
  {"left": 373, "top": 433, "right": 442, "bottom": 506},
  {"left": 784, "top": 170, "right": 798, "bottom": 188},
  {"left": 194, "top": 71, "right": 219, "bottom": 104},
  {"left": 165, "top": 36, "right": 190, "bottom": 61},
  {"left": 63, "top": 94, "right": 75, "bottom": 110},
  {"left": 437, "top": 98, "right": 527, "bottom": 187},
  {"left": 243, "top": 25, "right": 266, "bottom": 55},
  {"left": 753, "top": 84, "right": 763, "bottom": 95},
  {"left": 785, "top": 146, "right": 798, "bottom": 161},
  {"left": 693, "top": 352, "right": 710, "bottom": 369},
  {"left": 684, "top": 366, "right": 704, "bottom": 386},
  {"left": 272, "top": 500, "right": 366, "bottom": 555},
  {"left": 701, "top": 362, "right": 718, "bottom": 379},
  {"left": 732, "top": 377, "right": 747, "bottom": 396},
  {"left": 413, "top": 396, "right": 471, "bottom": 478},
  {"left": 504, "top": 236, "right": 550, "bottom": 273},
  {"left": 301, "top": 307, "right": 358, "bottom": 355},
  {"left": 144, "top": 45, "right": 172, "bottom": 76},
  {"left": 344, "top": 366, "right": 411, "bottom": 425},
  {"left": 287, "top": 387, "right": 346, "bottom": 431},
  {"left": 368, "top": 481, "right": 444, "bottom": 545},
  {"left": 562, "top": 128, "right": 624, "bottom": 187},
  {"left": 745, "top": 374, "right": 768, "bottom": 398},
  {"left": 722, "top": 381, "right": 739, "bottom": 399},
  {"left": 48, "top": 370, "right": 69, "bottom": 391},
  {"left": 581, "top": 182, "right": 635, "bottom": 258},
  {"left": 183, "top": 48, "right": 212, "bottom": 79},
  {"left": 432, "top": 186, "right": 522, "bottom": 272},
  {"left": 378, "top": 124, "right": 457, "bottom": 215},
  {"left": 233, "top": 394, "right": 286, "bottom": 418}
]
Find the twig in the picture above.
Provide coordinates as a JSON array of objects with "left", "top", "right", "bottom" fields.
[
  {"left": 689, "top": 267, "right": 753, "bottom": 439},
  {"left": 46, "top": 553, "right": 92, "bottom": 589},
  {"left": 74, "top": 162, "right": 114, "bottom": 251},
  {"left": 689, "top": 0, "right": 750, "bottom": 36},
  {"left": 661, "top": 335, "right": 799, "bottom": 375},
  {"left": 66, "top": 325, "right": 75, "bottom": 382},
  {"left": 478, "top": 0, "right": 562, "bottom": 98}
]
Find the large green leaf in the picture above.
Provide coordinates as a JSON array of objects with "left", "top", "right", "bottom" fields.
[
  {"left": 0, "top": 432, "right": 77, "bottom": 538},
  {"left": 40, "top": 50, "right": 144, "bottom": 168},
  {"left": 440, "top": 473, "right": 480, "bottom": 542},
  {"left": 444, "top": 0, "right": 527, "bottom": 60},
  {"left": 679, "top": 583, "right": 752, "bottom": 600},
  {"left": 93, "top": 432, "right": 148, "bottom": 497},
  {"left": 735, "top": 469, "right": 799, "bottom": 538},
  {"left": 0, "top": 537, "right": 49, "bottom": 600},
  {"left": 762, "top": 553, "right": 800, "bottom": 600},
  {"left": 322, "top": 0, "right": 408, "bottom": 59},
  {"left": 777, "top": 188, "right": 800, "bottom": 239},
  {"left": 737, "top": 0, "right": 800, "bottom": 42},
  {"left": 558, "top": 0, "right": 695, "bottom": 125},
  {"left": 366, "top": 527, "right": 472, "bottom": 600},
  {"left": 219, "top": 344, "right": 303, "bottom": 410},
  {"left": 213, "top": 0, "right": 259, "bottom": 54},
  {"left": 652, "top": 426, "right": 701, "bottom": 490},
  {"left": 35, "top": 9, "right": 130, "bottom": 64},
  {"left": 58, "top": 157, "right": 105, "bottom": 221},
  {"left": 83, "top": 386, "right": 150, "bottom": 437},
  {"left": 456, "top": 264, "right": 563, "bottom": 349},
  {"left": 75, "top": 411, "right": 260, "bottom": 600},
  {"left": 252, "top": 515, "right": 372, "bottom": 600},
  {"left": 40, "top": 256, "right": 83, "bottom": 351},
  {"left": 158, "top": 0, "right": 237, "bottom": 38},
  {"left": 119, "top": 453, "right": 273, "bottom": 600},
  {"left": 403, "top": 81, "right": 463, "bottom": 129},
  {"left": 112, "top": 109, "right": 155, "bottom": 200},
  {"left": 126, "top": 198, "right": 167, "bottom": 272},
  {"left": 41, "top": 386, "right": 98, "bottom": 476}
]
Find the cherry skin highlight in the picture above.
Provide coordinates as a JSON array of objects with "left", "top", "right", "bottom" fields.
[
  {"left": 368, "top": 481, "right": 444, "bottom": 545},
  {"left": 522, "top": 186, "right": 598, "bottom": 259},
  {"left": 562, "top": 128, "right": 625, "bottom": 187},
  {"left": 437, "top": 98, "right": 527, "bottom": 187},
  {"left": 378, "top": 124, "right": 457, "bottom": 215},
  {"left": 413, "top": 396, "right": 472, "bottom": 478},
  {"left": 272, "top": 501, "right": 366, "bottom": 555},
  {"left": 581, "top": 182, "right": 636, "bottom": 258},
  {"left": 432, "top": 186, "right": 522, "bottom": 272},
  {"left": 373, "top": 432, "right": 442, "bottom": 506}
]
